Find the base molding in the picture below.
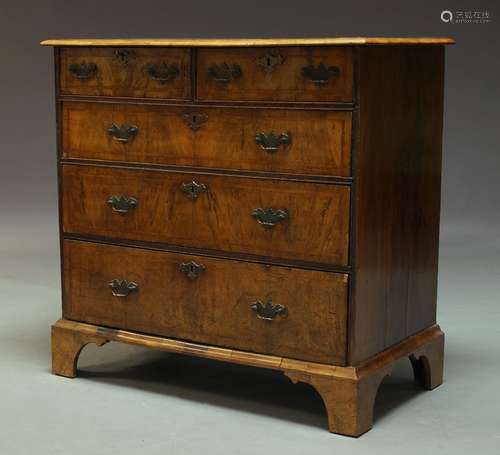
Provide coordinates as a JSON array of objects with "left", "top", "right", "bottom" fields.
[{"left": 51, "top": 319, "right": 444, "bottom": 436}]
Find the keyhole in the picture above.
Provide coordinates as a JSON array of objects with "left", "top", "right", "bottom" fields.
[
  {"left": 267, "top": 57, "right": 271, "bottom": 67},
  {"left": 114, "top": 50, "right": 133, "bottom": 65},
  {"left": 182, "top": 112, "right": 207, "bottom": 131}
]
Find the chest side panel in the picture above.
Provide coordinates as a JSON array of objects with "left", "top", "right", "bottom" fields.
[{"left": 350, "top": 46, "right": 445, "bottom": 364}]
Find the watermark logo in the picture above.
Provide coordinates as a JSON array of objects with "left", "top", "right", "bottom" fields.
[
  {"left": 441, "top": 9, "right": 491, "bottom": 24},
  {"left": 441, "top": 10, "right": 453, "bottom": 23}
]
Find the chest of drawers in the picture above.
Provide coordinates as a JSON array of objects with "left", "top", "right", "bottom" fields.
[{"left": 42, "top": 37, "right": 453, "bottom": 436}]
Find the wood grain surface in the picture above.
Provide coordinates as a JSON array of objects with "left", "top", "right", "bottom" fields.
[
  {"left": 62, "top": 164, "right": 350, "bottom": 264},
  {"left": 47, "top": 40, "right": 450, "bottom": 436},
  {"left": 197, "top": 47, "right": 353, "bottom": 102},
  {"left": 63, "top": 240, "right": 348, "bottom": 364},
  {"left": 41, "top": 37, "right": 455, "bottom": 47},
  {"left": 62, "top": 101, "right": 352, "bottom": 176},
  {"left": 60, "top": 47, "right": 191, "bottom": 99},
  {"left": 349, "top": 46, "right": 445, "bottom": 363},
  {"left": 52, "top": 318, "right": 444, "bottom": 435}
]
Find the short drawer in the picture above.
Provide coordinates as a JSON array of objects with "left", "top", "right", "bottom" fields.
[
  {"left": 59, "top": 47, "right": 191, "bottom": 99},
  {"left": 62, "top": 165, "right": 350, "bottom": 265},
  {"left": 197, "top": 47, "right": 353, "bottom": 102},
  {"left": 63, "top": 240, "right": 348, "bottom": 364},
  {"left": 62, "top": 101, "right": 352, "bottom": 177}
]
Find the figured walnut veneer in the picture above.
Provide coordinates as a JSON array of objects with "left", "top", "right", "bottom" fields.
[
  {"left": 62, "top": 101, "right": 352, "bottom": 176},
  {"left": 60, "top": 47, "right": 191, "bottom": 99},
  {"left": 62, "top": 240, "right": 348, "bottom": 364},
  {"left": 43, "top": 37, "right": 452, "bottom": 436},
  {"left": 196, "top": 47, "right": 353, "bottom": 102},
  {"left": 61, "top": 164, "right": 350, "bottom": 264},
  {"left": 41, "top": 37, "right": 455, "bottom": 46},
  {"left": 52, "top": 319, "right": 444, "bottom": 437}
]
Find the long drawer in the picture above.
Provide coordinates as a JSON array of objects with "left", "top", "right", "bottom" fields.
[
  {"left": 63, "top": 240, "right": 348, "bottom": 364},
  {"left": 62, "top": 165, "right": 350, "bottom": 265},
  {"left": 62, "top": 101, "right": 352, "bottom": 177}
]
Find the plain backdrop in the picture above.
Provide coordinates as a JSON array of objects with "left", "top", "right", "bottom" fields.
[{"left": 1, "top": 1, "right": 499, "bottom": 454}]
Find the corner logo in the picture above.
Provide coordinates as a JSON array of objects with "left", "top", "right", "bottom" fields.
[
  {"left": 441, "top": 9, "right": 491, "bottom": 24},
  {"left": 441, "top": 10, "right": 453, "bottom": 23}
]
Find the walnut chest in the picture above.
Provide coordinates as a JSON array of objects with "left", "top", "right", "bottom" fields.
[{"left": 42, "top": 37, "right": 454, "bottom": 436}]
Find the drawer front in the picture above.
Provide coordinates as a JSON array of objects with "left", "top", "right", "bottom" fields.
[
  {"left": 59, "top": 47, "right": 191, "bottom": 99},
  {"left": 63, "top": 240, "right": 348, "bottom": 364},
  {"left": 62, "top": 102, "right": 352, "bottom": 177},
  {"left": 62, "top": 165, "right": 350, "bottom": 265},
  {"left": 197, "top": 47, "right": 353, "bottom": 102}
]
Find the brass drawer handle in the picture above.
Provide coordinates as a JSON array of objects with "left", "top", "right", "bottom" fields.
[
  {"left": 251, "top": 299, "right": 287, "bottom": 321},
  {"left": 144, "top": 62, "right": 180, "bottom": 84},
  {"left": 107, "top": 195, "right": 138, "bottom": 213},
  {"left": 107, "top": 123, "right": 139, "bottom": 143},
  {"left": 69, "top": 61, "right": 97, "bottom": 79},
  {"left": 208, "top": 63, "right": 241, "bottom": 82},
  {"left": 251, "top": 208, "right": 288, "bottom": 228},
  {"left": 255, "top": 132, "right": 292, "bottom": 153},
  {"left": 181, "top": 181, "right": 207, "bottom": 200},
  {"left": 180, "top": 261, "right": 206, "bottom": 280},
  {"left": 302, "top": 63, "right": 340, "bottom": 85},
  {"left": 181, "top": 112, "right": 208, "bottom": 132},
  {"left": 109, "top": 279, "right": 138, "bottom": 297}
]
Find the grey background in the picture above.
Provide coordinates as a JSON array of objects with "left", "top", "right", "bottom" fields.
[{"left": 1, "top": 1, "right": 499, "bottom": 454}]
